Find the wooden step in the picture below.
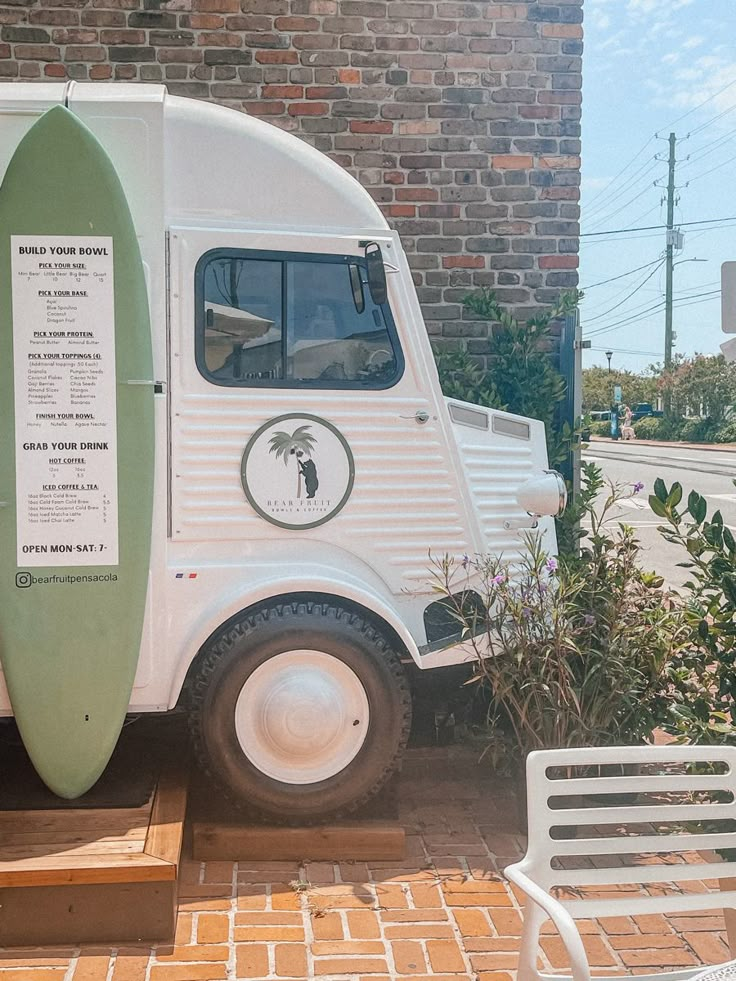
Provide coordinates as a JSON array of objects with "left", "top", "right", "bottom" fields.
[
  {"left": 0, "top": 767, "right": 188, "bottom": 946},
  {"left": 193, "top": 820, "right": 405, "bottom": 862}
]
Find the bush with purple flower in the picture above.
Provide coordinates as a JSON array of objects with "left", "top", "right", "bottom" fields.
[{"left": 431, "top": 461, "right": 688, "bottom": 769}]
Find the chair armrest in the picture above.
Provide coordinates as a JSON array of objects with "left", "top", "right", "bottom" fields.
[{"left": 505, "top": 862, "right": 592, "bottom": 981}]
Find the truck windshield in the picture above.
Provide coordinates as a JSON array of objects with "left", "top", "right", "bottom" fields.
[{"left": 197, "top": 249, "right": 403, "bottom": 390}]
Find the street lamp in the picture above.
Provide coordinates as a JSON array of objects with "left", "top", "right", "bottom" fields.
[
  {"left": 674, "top": 257, "right": 707, "bottom": 269},
  {"left": 605, "top": 350, "right": 613, "bottom": 373},
  {"left": 665, "top": 257, "right": 707, "bottom": 365}
]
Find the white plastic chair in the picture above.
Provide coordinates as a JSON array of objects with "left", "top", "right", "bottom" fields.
[{"left": 505, "top": 745, "right": 736, "bottom": 981}]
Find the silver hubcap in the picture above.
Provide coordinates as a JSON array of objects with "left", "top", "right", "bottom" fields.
[{"left": 234, "top": 650, "right": 370, "bottom": 784}]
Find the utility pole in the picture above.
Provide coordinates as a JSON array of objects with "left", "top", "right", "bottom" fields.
[{"left": 663, "top": 131, "right": 677, "bottom": 411}]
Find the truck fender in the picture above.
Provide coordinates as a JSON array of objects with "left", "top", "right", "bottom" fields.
[{"left": 167, "top": 572, "right": 422, "bottom": 709}]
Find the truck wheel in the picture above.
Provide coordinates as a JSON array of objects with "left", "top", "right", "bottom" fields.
[{"left": 188, "top": 601, "right": 412, "bottom": 823}]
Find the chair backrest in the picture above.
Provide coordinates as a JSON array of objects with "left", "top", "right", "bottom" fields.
[{"left": 522, "top": 745, "right": 736, "bottom": 919}]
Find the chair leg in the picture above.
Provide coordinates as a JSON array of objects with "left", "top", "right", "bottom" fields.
[
  {"left": 722, "top": 888, "right": 736, "bottom": 956},
  {"left": 518, "top": 900, "right": 546, "bottom": 981},
  {"left": 518, "top": 899, "right": 592, "bottom": 981}
]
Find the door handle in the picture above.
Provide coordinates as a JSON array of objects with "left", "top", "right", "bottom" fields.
[{"left": 400, "top": 410, "right": 429, "bottom": 424}]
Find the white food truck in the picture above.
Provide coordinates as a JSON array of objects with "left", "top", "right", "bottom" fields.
[{"left": 0, "top": 82, "right": 565, "bottom": 821}]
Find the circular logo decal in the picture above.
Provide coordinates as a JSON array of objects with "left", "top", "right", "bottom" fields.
[{"left": 241, "top": 413, "right": 355, "bottom": 530}]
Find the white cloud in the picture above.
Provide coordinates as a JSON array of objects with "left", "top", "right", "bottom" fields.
[
  {"left": 662, "top": 52, "right": 679, "bottom": 64},
  {"left": 599, "top": 29, "right": 628, "bottom": 52},
  {"left": 696, "top": 55, "right": 722, "bottom": 70},
  {"left": 627, "top": 0, "right": 694, "bottom": 13},
  {"left": 683, "top": 35, "right": 705, "bottom": 49},
  {"left": 592, "top": 10, "right": 612, "bottom": 29},
  {"left": 582, "top": 177, "right": 612, "bottom": 194},
  {"left": 672, "top": 60, "right": 736, "bottom": 111}
]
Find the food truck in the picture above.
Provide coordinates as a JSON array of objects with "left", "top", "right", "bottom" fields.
[{"left": 0, "top": 82, "right": 565, "bottom": 821}]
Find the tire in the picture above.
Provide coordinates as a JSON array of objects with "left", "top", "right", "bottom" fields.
[{"left": 188, "top": 600, "right": 412, "bottom": 823}]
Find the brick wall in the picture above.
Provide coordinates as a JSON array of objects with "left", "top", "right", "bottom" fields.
[{"left": 0, "top": 0, "right": 582, "bottom": 358}]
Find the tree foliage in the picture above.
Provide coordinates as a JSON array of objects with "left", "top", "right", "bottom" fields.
[
  {"left": 658, "top": 354, "right": 736, "bottom": 425},
  {"left": 582, "top": 366, "right": 658, "bottom": 413}
]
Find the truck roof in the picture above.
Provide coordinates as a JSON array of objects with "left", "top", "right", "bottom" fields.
[{"left": 0, "top": 82, "right": 388, "bottom": 236}]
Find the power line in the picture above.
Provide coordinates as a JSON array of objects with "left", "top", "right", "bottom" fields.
[
  {"left": 680, "top": 129, "right": 736, "bottom": 168},
  {"left": 589, "top": 346, "right": 662, "bottom": 357},
  {"left": 581, "top": 79, "right": 736, "bottom": 226},
  {"left": 584, "top": 289, "right": 721, "bottom": 339},
  {"left": 686, "top": 101, "right": 736, "bottom": 139},
  {"left": 584, "top": 282, "right": 675, "bottom": 324},
  {"left": 585, "top": 297, "right": 669, "bottom": 336},
  {"left": 664, "top": 76, "right": 736, "bottom": 133},
  {"left": 627, "top": 201, "right": 665, "bottom": 227},
  {"left": 583, "top": 231, "right": 670, "bottom": 246},
  {"left": 586, "top": 294, "right": 721, "bottom": 342},
  {"left": 584, "top": 181, "right": 659, "bottom": 233},
  {"left": 582, "top": 139, "right": 656, "bottom": 212},
  {"left": 584, "top": 260, "right": 666, "bottom": 324},
  {"left": 584, "top": 221, "right": 736, "bottom": 246},
  {"left": 580, "top": 214, "right": 736, "bottom": 238},
  {"left": 583, "top": 157, "right": 661, "bottom": 224},
  {"left": 638, "top": 280, "right": 721, "bottom": 297},
  {"left": 673, "top": 280, "right": 721, "bottom": 294},
  {"left": 685, "top": 150, "right": 736, "bottom": 185},
  {"left": 579, "top": 258, "right": 665, "bottom": 291}
]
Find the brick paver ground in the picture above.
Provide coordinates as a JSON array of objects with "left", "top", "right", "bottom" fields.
[{"left": 0, "top": 744, "right": 731, "bottom": 980}]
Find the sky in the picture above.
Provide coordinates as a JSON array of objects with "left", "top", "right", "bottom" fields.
[{"left": 580, "top": 0, "right": 736, "bottom": 372}]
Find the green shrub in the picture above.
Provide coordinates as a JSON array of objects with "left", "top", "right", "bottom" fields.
[
  {"left": 678, "top": 416, "right": 718, "bottom": 443},
  {"left": 588, "top": 420, "right": 611, "bottom": 437},
  {"left": 432, "top": 348, "right": 503, "bottom": 409},
  {"left": 633, "top": 416, "right": 668, "bottom": 440},
  {"left": 652, "top": 479, "right": 736, "bottom": 743},
  {"left": 433, "top": 464, "right": 688, "bottom": 766},
  {"left": 715, "top": 419, "right": 736, "bottom": 443}
]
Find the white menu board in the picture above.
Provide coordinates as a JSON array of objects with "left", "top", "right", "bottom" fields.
[{"left": 11, "top": 235, "right": 119, "bottom": 567}]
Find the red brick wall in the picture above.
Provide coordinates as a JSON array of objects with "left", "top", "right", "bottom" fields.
[{"left": 0, "top": 0, "right": 583, "bottom": 356}]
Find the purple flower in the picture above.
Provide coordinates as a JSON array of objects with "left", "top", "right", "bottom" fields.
[
  {"left": 545, "top": 557, "right": 558, "bottom": 573},
  {"left": 491, "top": 572, "right": 506, "bottom": 585},
  {"left": 461, "top": 554, "right": 470, "bottom": 570},
  {"left": 633, "top": 481, "right": 645, "bottom": 495},
  {"left": 583, "top": 613, "right": 595, "bottom": 627}
]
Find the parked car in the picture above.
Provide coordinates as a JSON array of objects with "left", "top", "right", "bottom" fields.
[{"left": 631, "top": 403, "right": 663, "bottom": 422}]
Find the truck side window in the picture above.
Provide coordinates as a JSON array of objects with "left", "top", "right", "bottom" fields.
[
  {"left": 196, "top": 249, "right": 403, "bottom": 389},
  {"left": 201, "top": 256, "right": 283, "bottom": 382}
]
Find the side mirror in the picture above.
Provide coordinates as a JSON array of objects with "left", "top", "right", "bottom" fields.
[{"left": 364, "top": 242, "right": 387, "bottom": 306}]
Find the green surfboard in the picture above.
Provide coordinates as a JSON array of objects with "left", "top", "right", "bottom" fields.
[{"left": 0, "top": 106, "right": 154, "bottom": 798}]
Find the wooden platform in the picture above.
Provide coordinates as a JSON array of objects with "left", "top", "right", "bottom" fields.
[
  {"left": 0, "top": 769, "right": 188, "bottom": 947},
  {"left": 193, "top": 820, "right": 405, "bottom": 862}
]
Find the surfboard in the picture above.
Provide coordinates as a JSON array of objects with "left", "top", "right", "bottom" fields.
[{"left": 0, "top": 105, "right": 154, "bottom": 798}]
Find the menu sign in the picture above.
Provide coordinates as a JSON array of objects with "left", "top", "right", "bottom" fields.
[{"left": 11, "top": 235, "right": 119, "bottom": 567}]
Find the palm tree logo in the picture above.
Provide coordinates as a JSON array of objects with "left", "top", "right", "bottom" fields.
[{"left": 268, "top": 425, "right": 318, "bottom": 499}]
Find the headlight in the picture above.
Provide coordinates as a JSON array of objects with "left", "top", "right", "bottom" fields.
[{"left": 516, "top": 470, "right": 567, "bottom": 518}]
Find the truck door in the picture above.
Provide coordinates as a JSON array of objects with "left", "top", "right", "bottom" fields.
[{"left": 167, "top": 227, "right": 479, "bottom": 596}]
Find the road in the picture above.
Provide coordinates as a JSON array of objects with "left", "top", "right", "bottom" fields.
[{"left": 582, "top": 440, "right": 736, "bottom": 588}]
